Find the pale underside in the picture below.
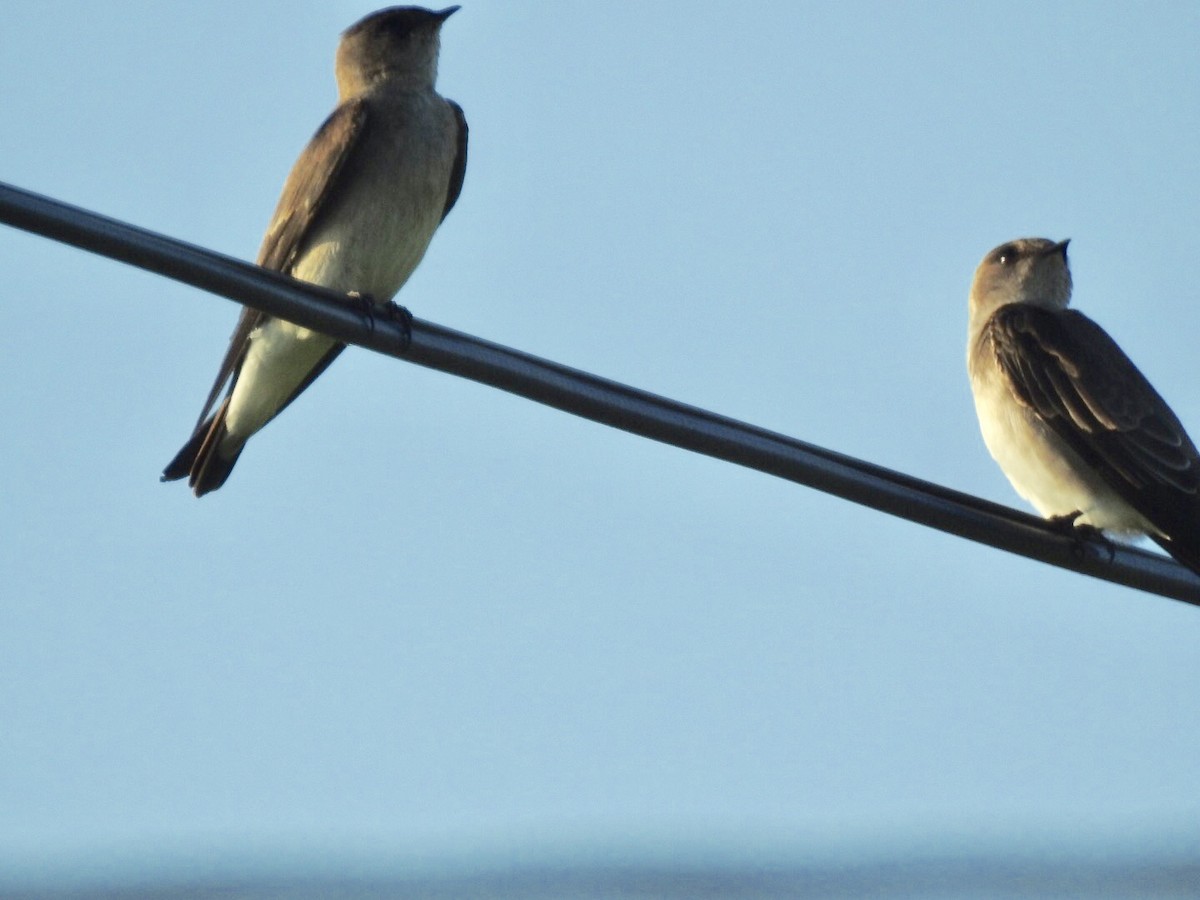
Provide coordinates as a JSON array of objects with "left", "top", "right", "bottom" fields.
[{"left": 970, "top": 361, "right": 1157, "bottom": 536}]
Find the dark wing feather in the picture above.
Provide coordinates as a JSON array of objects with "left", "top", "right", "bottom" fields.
[
  {"left": 186, "top": 99, "right": 369, "bottom": 432},
  {"left": 986, "top": 305, "right": 1200, "bottom": 566},
  {"left": 441, "top": 100, "right": 468, "bottom": 221},
  {"left": 257, "top": 98, "right": 369, "bottom": 272},
  {"left": 190, "top": 304, "right": 259, "bottom": 433}
]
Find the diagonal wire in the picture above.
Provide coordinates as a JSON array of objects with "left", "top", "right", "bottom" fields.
[{"left": 1, "top": 179, "right": 1198, "bottom": 607}]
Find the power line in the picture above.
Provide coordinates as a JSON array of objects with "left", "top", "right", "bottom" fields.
[{"left": 2, "top": 179, "right": 1197, "bottom": 607}]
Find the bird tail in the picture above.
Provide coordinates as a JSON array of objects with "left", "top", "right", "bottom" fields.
[{"left": 160, "top": 397, "right": 244, "bottom": 497}]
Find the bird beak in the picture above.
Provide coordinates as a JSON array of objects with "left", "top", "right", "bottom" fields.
[{"left": 435, "top": 6, "right": 461, "bottom": 21}]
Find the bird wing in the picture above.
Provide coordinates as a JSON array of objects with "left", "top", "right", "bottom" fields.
[
  {"left": 985, "top": 304, "right": 1200, "bottom": 544},
  {"left": 441, "top": 100, "right": 468, "bottom": 221},
  {"left": 188, "top": 99, "right": 369, "bottom": 432}
]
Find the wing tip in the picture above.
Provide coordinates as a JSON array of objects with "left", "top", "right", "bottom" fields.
[{"left": 161, "top": 400, "right": 244, "bottom": 498}]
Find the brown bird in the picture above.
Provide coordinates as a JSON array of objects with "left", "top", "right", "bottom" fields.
[
  {"left": 968, "top": 237, "right": 1200, "bottom": 574},
  {"left": 163, "top": 6, "right": 467, "bottom": 496}
]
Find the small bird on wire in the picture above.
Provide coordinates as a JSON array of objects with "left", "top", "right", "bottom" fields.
[
  {"left": 163, "top": 6, "right": 467, "bottom": 496},
  {"left": 967, "top": 237, "right": 1200, "bottom": 575}
]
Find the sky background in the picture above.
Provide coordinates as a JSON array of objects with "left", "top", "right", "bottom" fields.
[{"left": 2, "top": 0, "right": 1200, "bottom": 890}]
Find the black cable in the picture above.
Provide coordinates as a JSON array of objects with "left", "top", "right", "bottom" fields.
[{"left": 2, "top": 180, "right": 1196, "bottom": 606}]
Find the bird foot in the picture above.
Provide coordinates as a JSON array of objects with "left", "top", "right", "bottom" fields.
[
  {"left": 347, "top": 291, "right": 413, "bottom": 350},
  {"left": 1048, "top": 511, "right": 1116, "bottom": 563}
]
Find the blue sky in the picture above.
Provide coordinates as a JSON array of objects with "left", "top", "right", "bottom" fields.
[{"left": 2, "top": 0, "right": 1200, "bottom": 886}]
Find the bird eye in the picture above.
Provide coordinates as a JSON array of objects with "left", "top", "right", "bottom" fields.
[{"left": 994, "top": 244, "right": 1018, "bottom": 266}]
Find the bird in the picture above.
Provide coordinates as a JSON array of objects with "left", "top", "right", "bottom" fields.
[
  {"left": 163, "top": 5, "right": 467, "bottom": 496},
  {"left": 967, "top": 236, "right": 1200, "bottom": 574}
]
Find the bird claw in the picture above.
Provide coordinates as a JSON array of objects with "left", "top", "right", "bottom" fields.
[
  {"left": 1047, "top": 510, "right": 1084, "bottom": 532},
  {"left": 1048, "top": 511, "right": 1117, "bottom": 563},
  {"left": 346, "top": 290, "right": 377, "bottom": 330},
  {"left": 380, "top": 301, "right": 414, "bottom": 350},
  {"left": 346, "top": 291, "right": 413, "bottom": 349}
]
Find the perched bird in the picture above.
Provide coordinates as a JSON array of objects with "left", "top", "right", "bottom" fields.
[
  {"left": 967, "top": 237, "right": 1200, "bottom": 574},
  {"left": 163, "top": 5, "right": 467, "bottom": 496}
]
